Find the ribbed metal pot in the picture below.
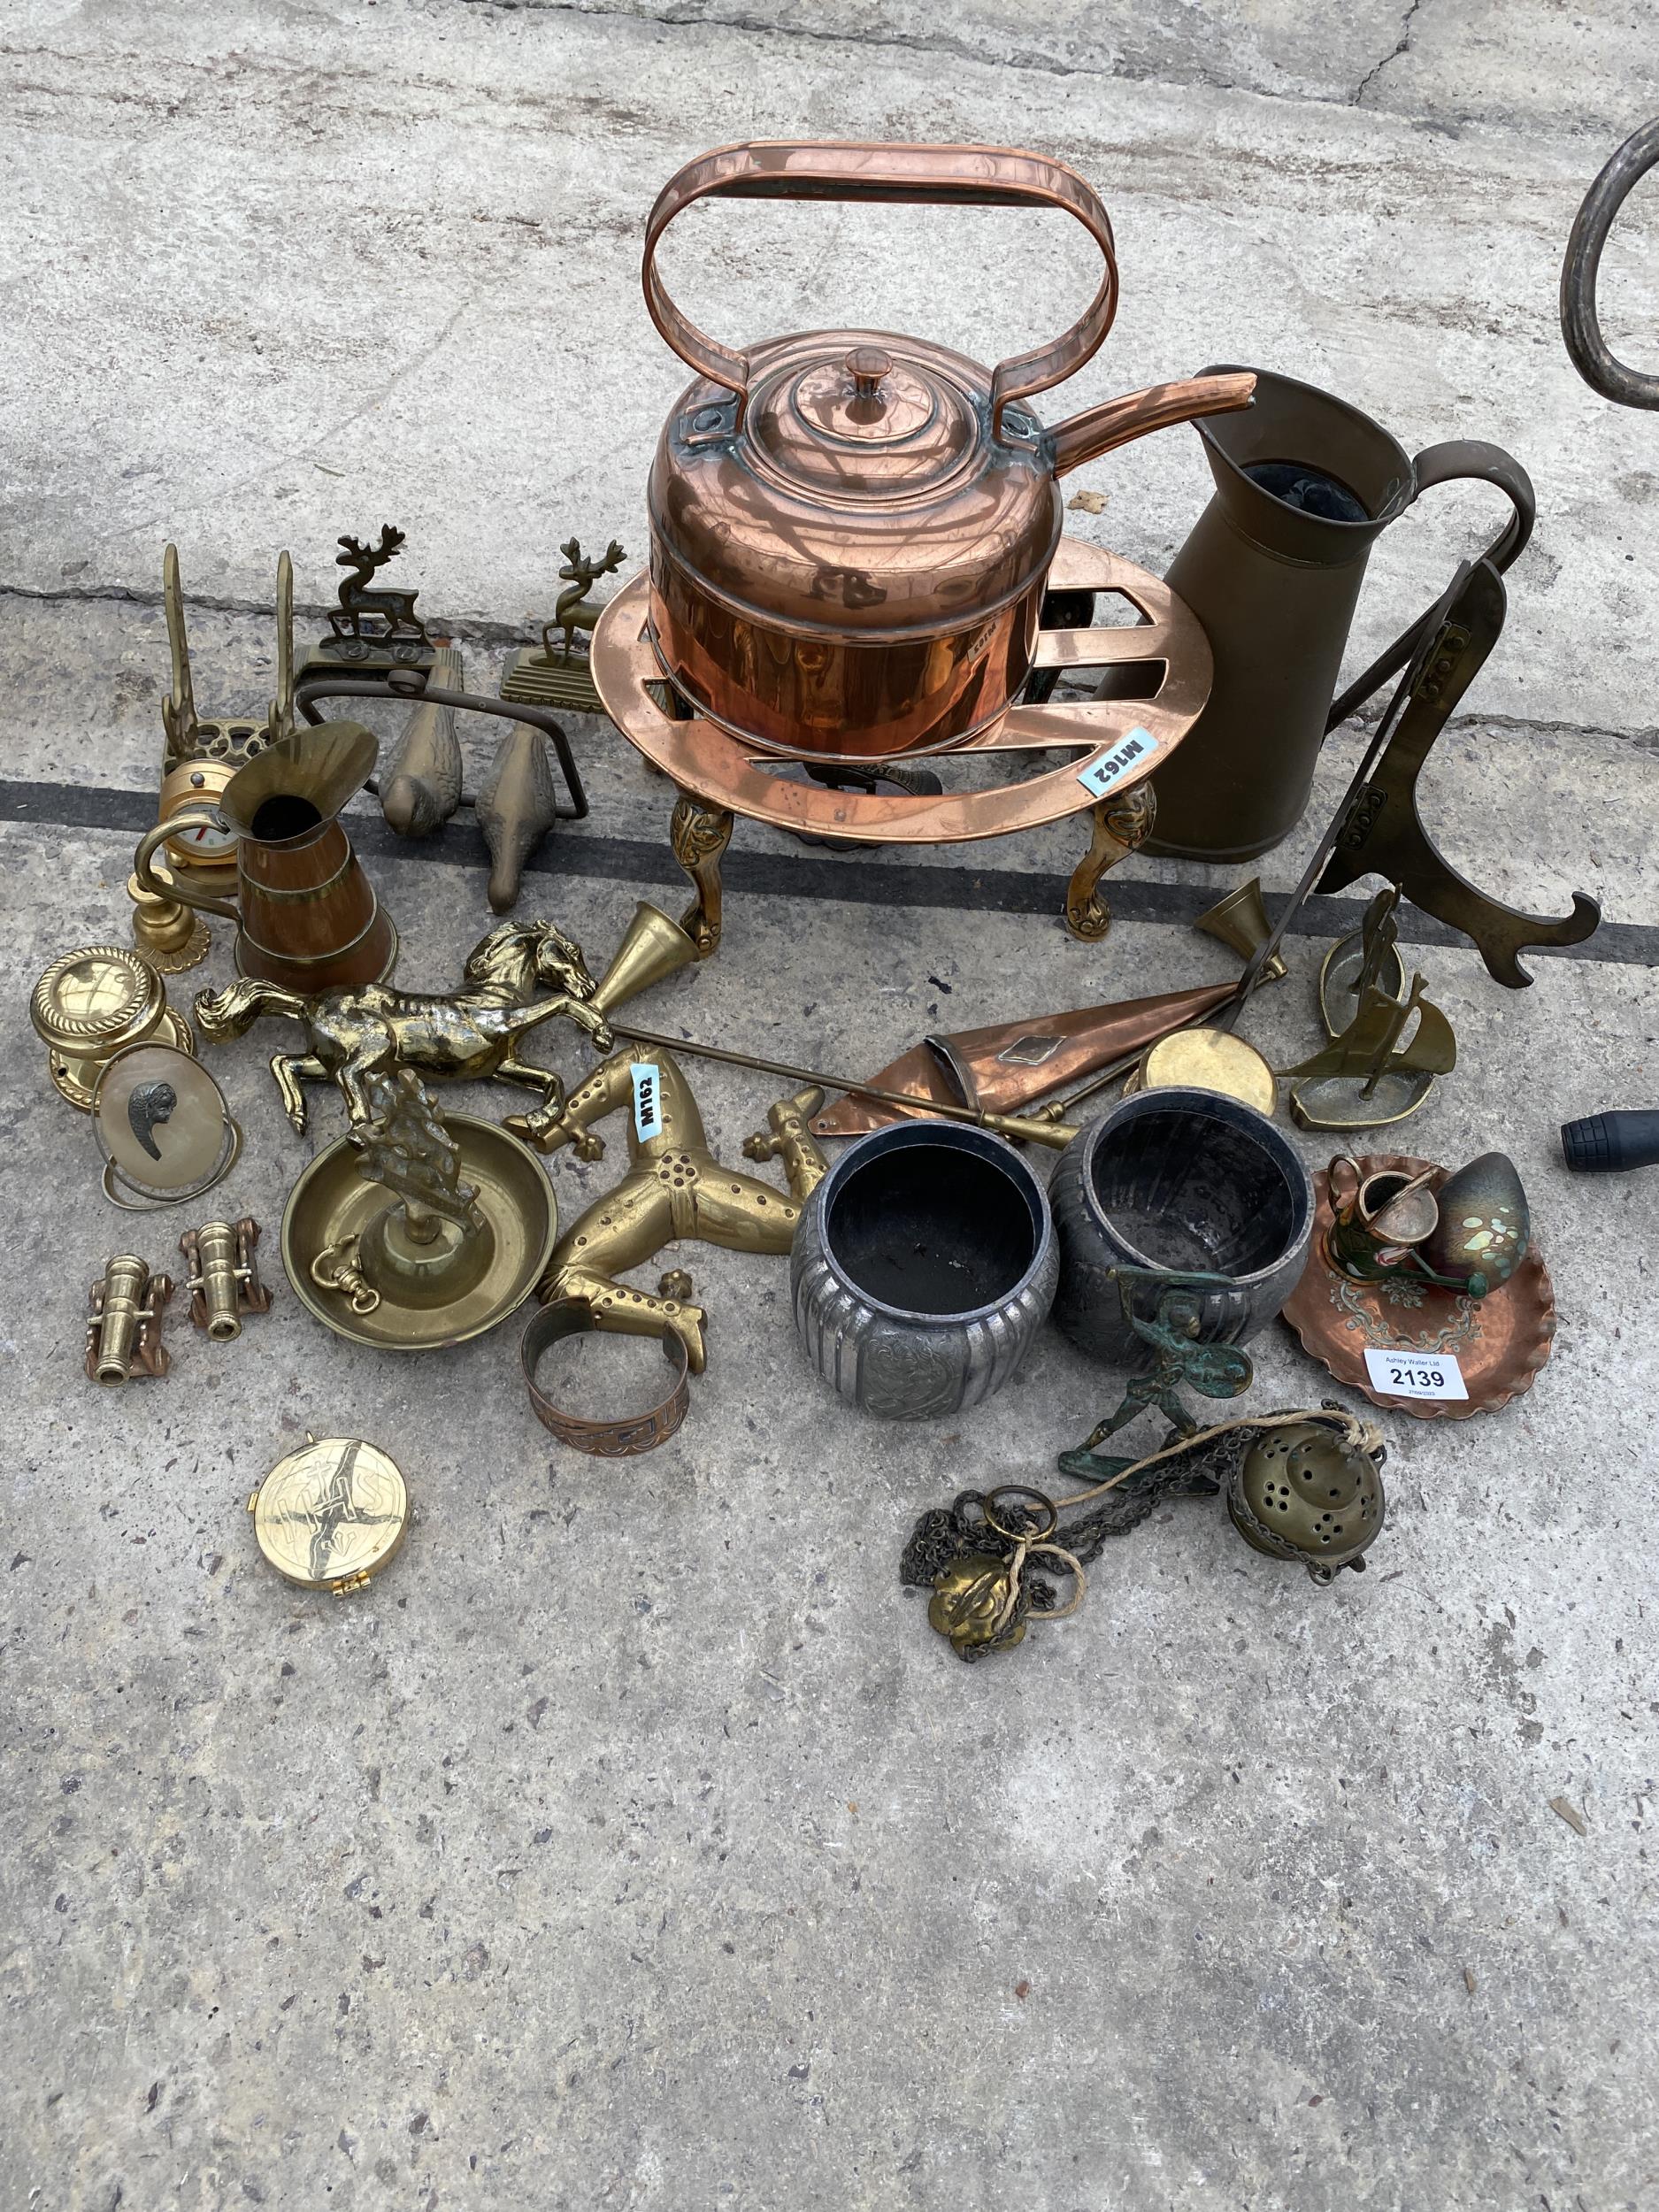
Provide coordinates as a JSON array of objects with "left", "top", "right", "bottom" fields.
[
  {"left": 1052, "top": 1087, "right": 1313, "bottom": 1365},
  {"left": 791, "top": 1121, "right": 1058, "bottom": 1419}
]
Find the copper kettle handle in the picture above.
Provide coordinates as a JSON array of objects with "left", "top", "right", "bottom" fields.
[{"left": 642, "top": 139, "right": 1119, "bottom": 435}]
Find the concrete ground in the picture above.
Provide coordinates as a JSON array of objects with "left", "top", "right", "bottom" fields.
[{"left": 3, "top": 4, "right": 1658, "bottom": 2207}]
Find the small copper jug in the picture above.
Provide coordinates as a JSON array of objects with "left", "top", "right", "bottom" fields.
[{"left": 134, "top": 724, "right": 396, "bottom": 991}]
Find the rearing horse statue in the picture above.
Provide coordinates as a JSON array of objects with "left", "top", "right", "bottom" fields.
[{"left": 193, "top": 918, "right": 613, "bottom": 1134}]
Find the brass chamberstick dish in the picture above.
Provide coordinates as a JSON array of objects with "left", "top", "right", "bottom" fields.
[{"left": 281, "top": 1113, "right": 557, "bottom": 1351}]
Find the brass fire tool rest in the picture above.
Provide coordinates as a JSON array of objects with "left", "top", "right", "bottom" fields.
[
  {"left": 179, "top": 1217, "right": 271, "bottom": 1340},
  {"left": 282, "top": 1068, "right": 557, "bottom": 1352},
  {"left": 500, "top": 536, "right": 627, "bottom": 717},
  {"left": 589, "top": 537, "right": 1210, "bottom": 954},
  {"left": 87, "top": 1256, "right": 173, "bottom": 1386}
]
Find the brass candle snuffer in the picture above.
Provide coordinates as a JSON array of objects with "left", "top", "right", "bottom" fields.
[{"left": 592, "top": 138, "right": 1259, "bottom": 954}]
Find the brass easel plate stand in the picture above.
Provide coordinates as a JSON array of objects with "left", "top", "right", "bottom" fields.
[{"left": 589, "top": 538, "right": 1211, "bottom": 949}]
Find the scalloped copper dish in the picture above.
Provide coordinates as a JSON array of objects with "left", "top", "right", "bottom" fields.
[{"left": 1280, "top": 1154, "right": 1555, "bottom": 1420}]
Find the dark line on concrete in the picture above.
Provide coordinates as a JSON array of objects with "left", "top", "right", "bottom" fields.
[{"left": 4, "top": 773, "right": 1647, "bottom": 970}]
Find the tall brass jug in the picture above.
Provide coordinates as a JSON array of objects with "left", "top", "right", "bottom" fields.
[
  {"left": 134, "top": 723, "right": 396, "bottom": 991},
  {"left": 1141, "top": 365, "right": 1533, "bottom": 861}
]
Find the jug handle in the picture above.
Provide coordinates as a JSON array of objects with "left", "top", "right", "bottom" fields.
[
  {"left": 134, "top": 810, "right": 241, "bottom": 921},
  {"left": 641, "top": 140, "right": 1118, "bottom": 435},
  {"left": 1049, "top": 373, "right": 1256, "bottom": 477},
  {"left": 1561, "top": 118, "right": 1659, "bottom": 410},
  {"left": 1324, "top": 440, "right": 1535, "bottom": 737}
]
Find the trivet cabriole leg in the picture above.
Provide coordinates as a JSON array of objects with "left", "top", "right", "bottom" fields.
[
  {"left": 669, "top": 794, "right": 733, "bottom": 959},
  {"left": 1065, "top": 783, "right": 1157, "bottom": 942}
]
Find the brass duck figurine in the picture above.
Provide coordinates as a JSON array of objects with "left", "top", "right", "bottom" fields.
[
  {"left": 380, "top": 645, "right": 465, "bottom": 837},
  {"left": 477, "top": 717, "right": 559, "bottom": 911}
]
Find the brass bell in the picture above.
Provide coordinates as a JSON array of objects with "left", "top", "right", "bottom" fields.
[{"left": 1226, "top": 1418, "right": 1385, "bottom": 1582}]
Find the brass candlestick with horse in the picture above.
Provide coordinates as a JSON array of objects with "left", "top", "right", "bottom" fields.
[{"left": 193, "top": 918, "right": 615, "bottom": 1134}]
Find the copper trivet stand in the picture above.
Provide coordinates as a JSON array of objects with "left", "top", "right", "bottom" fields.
[
  {"left": 589, "top": 539, "right": 1210, "bottom": 957},
  {"left": 1281, "top": 1155, "right": 1556, "bottom": 1422}
]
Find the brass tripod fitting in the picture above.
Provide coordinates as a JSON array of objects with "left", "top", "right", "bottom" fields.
[
  {"left": 179, "top": 1217, "right": 273, "bottom": 1340},
  {"left": 86, "top": 1256, "right": 173, "bottom": 1386}
]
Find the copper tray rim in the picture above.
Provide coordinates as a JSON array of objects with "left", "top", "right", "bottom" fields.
[{"left": 1280, "top": 1153, "right": 1556, "bottom": 1422}]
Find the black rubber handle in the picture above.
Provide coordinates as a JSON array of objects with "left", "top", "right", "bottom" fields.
[{"left": 1561, "top": 1110, "right": 1659, "bottom": 1173}]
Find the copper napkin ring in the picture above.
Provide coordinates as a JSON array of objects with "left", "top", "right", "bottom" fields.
[{"left": 521, "top": 1300, "right": 691, "bottom": 1457}]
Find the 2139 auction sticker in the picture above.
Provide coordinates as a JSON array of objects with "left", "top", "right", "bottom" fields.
[
  {"left": 1363, "top": 1346, "right": 1469, "bottom": 1402},
  {"left": 1076, "top": 725, "right": 1155, "bottom": 799}
]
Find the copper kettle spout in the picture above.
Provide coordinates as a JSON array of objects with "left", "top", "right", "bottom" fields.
[{"left": 1049, "top": 372, "right": 1256, "bottom": 478}]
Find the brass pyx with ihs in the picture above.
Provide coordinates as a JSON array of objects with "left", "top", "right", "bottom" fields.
[{"left": 134, "top": 724, "right": 397, "bottom": 992}]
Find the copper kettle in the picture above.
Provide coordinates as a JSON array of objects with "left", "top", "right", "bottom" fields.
[{"left": 642, "top": 141, "right": 1255, "bottom": 763}]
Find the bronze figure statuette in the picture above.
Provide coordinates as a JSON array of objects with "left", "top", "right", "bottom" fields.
[
  {"left": 380, "top": 643, "right": 465, "bottom": 836},
  {"left": 521, "top": 1299, "right": 692, "bottom": 1457},
  {"left": 87, "top": 1255, "right": 173, "bottom": 1386},
  {"left": 314, "top": 526, "right": 432, "bottom": 671},
  {"left": 1058, "top": 1267, "right": 1255, "bottom": 1481},
  {"left": 194, "top": 918, "right": 614, "bottom": 1135},
  {"left": 179, "top": 1217, "right": 271, "bottom": 1340},
  {"left": 500, "top": 536, "right": 627, "bottom": 718},
  {"left": 247, "top": 1436, "right": 410, "bottom": 1594},
  {"left": 519, "top": 1050, "right": 828, "bottom": 1375},
  {"left": 282, "top": 1069, "right": 557, "bottom": 1352},
  {"left": 1282, "top": 1155, "right": 1555, "bottom": 1421}
]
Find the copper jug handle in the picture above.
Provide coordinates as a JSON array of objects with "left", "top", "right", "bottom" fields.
[
  {"left": 642, "top": 139, "right": 1119, "bottom": 435},
  {"left": 134, "top": 811, "right": 241, "bottom": 922}
]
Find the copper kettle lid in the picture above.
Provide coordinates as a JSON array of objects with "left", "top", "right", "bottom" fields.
[{"left": 748, "top": 338, "right": 984, "bottom": 501}]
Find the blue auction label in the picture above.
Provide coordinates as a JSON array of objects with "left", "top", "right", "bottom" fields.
[
  {"left": 1076, "top": 725, "right": 1155, "bottom": 799},
  {"left": 631, "top": 1062, "right": 664, "bottom": 1142}
]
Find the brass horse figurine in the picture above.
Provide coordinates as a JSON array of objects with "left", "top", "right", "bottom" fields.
[{"left": 194, "top": 918, "right": 613, "bottom": 1134}]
